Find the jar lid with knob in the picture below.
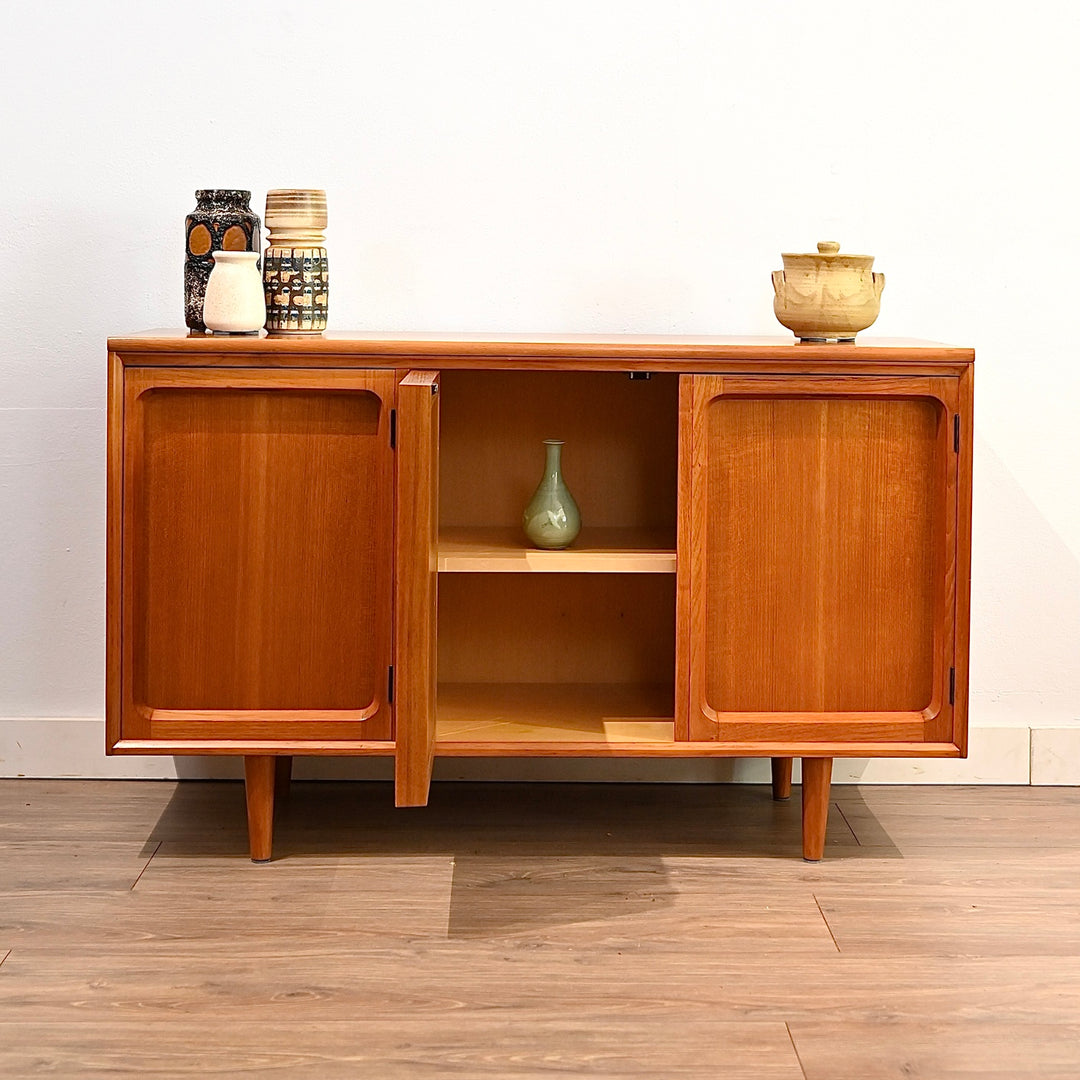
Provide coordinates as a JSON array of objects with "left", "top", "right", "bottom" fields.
[{"left": 780, "top": 240, "right": 875, "bottom": 271}]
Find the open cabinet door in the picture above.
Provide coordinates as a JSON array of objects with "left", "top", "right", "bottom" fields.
[{"left": 394, "top": 371, "right": 441, "bottom": 805}]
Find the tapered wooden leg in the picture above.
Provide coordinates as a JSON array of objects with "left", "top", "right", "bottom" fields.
[
  {"left": 771, "top": 757, "right": 793, "bottom": 801},
  {"left": 801, "top": 757, "right": 833, "bottom": 862},
  {"left": 274, "top": 755, "right": 293, "bottom": 803},
  {"left": 244, "top": 755, "right": 276, "bottom": 863}
]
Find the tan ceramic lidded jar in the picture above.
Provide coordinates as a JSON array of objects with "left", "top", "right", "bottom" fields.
[
  {"left": 263, "top": 189, "right": 329, "bottom": 335},
  {"left": 772, "top": 240, "right": 885, "bottom": 342}
]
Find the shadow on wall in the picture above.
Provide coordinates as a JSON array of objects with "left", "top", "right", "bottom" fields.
[
  {"left": 968, "top": 433, "right": 1080, "bottom": 717},
  {"left": 1, "top": 197, "right": 175, "bottom": 719},
  {"left": 841, "top": 429, "right": 1080, "bottom": 782}
]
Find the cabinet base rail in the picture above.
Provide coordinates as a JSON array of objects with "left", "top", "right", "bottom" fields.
[{"left": 112, "top": 739, "right": 963, "bottom": 757}]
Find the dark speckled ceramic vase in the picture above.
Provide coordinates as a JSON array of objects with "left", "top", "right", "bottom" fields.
[{"left": 184, "top": 190, "right": 261, "bottom": 331}]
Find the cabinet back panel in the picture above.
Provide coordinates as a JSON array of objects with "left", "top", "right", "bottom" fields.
[
  {"left": 438, "top": 372, "right": 678, "bottom": 530},
  {"left": 133, "top": 387, "right": 391, "bottom": 713},
  {"left": 703, "top": 396, "right": 942, "bottom": 713},
  {"left": 438, "top": 574, "right": 675, "bottom": 685}
]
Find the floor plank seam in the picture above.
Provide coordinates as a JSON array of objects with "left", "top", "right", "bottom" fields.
[
  {"left": 813, "top": 894, "right": 841, "bottom": 953},
  {"left": 785, "top": 1021, "right": 809, "bottom": 1080},
  {"left": 130, "top": 841, "right": 162, "bottom": 891},
  {"left": 444, "top": 854, "right": 456, "bottom": 940},
  {"left": 834, "top": 802, "right": 860, "bottom": 845}
]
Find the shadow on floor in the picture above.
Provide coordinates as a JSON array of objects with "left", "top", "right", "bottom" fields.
[
  {"left": 140, "top": 779, "right": 897, "bottom": 860},
  {"left": 135, "top": 780, "right": 900, "bottom": 936}
]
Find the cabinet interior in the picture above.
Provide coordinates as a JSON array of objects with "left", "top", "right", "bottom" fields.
[{"left": 435, "top": 370, "right": 678, "bottom": 743}]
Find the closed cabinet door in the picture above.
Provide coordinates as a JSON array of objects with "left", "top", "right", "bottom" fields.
[
  {"left": 677, "top": 374, "right": 965, "bottom": 751},
  {"left": 116, "top": 367, "right": 397, "bottom": 744}
]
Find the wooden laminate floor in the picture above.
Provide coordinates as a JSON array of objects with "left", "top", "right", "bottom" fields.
[{"left": 2, "top": 780, "right": 1080, "bottom": 1079}]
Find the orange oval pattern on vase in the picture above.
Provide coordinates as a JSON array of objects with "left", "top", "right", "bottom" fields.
[
  {"left": 187, "top": 223, "right": 212, "bottom": 256},
  {"left": 223, "top": 224, "right": 248, "bottom": 251}
]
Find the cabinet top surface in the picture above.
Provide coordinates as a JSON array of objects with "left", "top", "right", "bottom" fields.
[{"left": 108, "top": 330, "right": 974, "bottom": 368}]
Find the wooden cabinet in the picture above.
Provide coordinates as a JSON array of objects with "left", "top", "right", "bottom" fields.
[{"left": 107, "top": 334, "right": 973, "bottom": 863}]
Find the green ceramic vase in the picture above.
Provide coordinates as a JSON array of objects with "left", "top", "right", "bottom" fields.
[{"left": 522, "top": 439, "right": 581, "bottom": 549}]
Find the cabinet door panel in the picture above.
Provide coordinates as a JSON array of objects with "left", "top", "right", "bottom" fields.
[
  {"left": 680, "top": 374, "right": 959, "bottom": 748},
  {"left": 121, "top": 368, "right": 396, "bottom": 742}
]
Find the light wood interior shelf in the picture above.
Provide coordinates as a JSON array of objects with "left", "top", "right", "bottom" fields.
[
  {"left": 436, "top": 682, "right": 675, "bottom": 744},
  {"left": 437, "top": 526, "right": 677, "bottom": 573}
]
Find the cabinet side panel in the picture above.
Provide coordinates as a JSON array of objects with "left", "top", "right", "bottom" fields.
[
  {"left": 703, "top": 395, "right": 941, "bottom": 713},
  {"left": 954, "top": 363, "right": 974, "bottom": 754},
  {"left": 106, "top": 352, "right": 124, "bottom": 750},
  {"left": 134, "top": 386, "right": 390, "bottom": 718}
]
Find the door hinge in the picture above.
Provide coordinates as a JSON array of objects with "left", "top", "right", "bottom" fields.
[
  {"left": 949, "top": 666, "right": 955, "bottom": 706},
  {"left": 390, "top": 409, "right": 397, "bottom": 449},
  {"left": 953, "top": 414, "right": 960, "bottom": 453},
  {"left": 388, "top": 665, "right": 395, "bottom": 704}
]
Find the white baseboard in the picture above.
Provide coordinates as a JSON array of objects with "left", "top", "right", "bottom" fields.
[
  {"left": 1, "top": 713, "right": 1071, "bottom": 783},
  {"left": 1030, "top": 723, "right": 1080, "bottom": 785}
]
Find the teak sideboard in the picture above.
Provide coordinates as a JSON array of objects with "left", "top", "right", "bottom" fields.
[{"left": 106, "top": 332, "right": 974, "bottom": 861}]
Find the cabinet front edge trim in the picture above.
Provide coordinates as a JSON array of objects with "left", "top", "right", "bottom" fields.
[
  {"left": 432, "top": 741, "right": 965, "bottom": 758},
  {"left": 111, "top": 740, "right": 397, "bottom": 756}
]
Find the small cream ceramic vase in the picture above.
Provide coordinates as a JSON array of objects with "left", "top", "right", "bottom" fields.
[
  {"left": 772, "top": 241, "right": 885, "bottom": 342},
  {"left": 202, "top": 251, "right": 265, "bottom": 334}
]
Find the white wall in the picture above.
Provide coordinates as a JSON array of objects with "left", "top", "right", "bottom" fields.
[{"left": 2, "top": 0, "right": 1078, "bottom": 779}]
